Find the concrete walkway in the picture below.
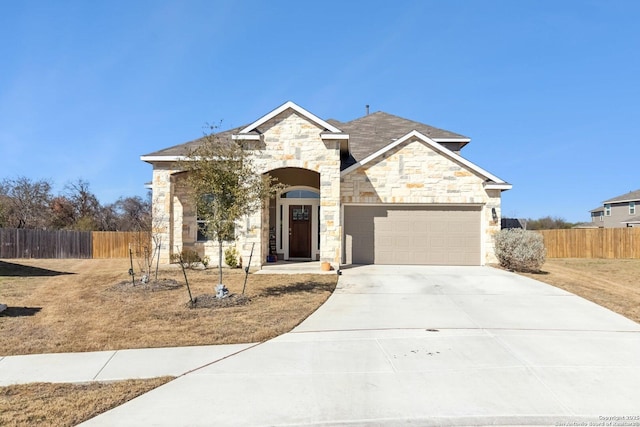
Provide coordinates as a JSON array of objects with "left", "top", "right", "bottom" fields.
[
  {"left": 77, "top": 265, "right": 640, "bottom": 426},
  {"left": 0, "top": 344, "right": 256, "bottom": 386}
]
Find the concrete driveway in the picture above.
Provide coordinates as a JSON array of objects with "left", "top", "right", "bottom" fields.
[{"left": 82, "top": 266, "right": 640, "bottom": 426}]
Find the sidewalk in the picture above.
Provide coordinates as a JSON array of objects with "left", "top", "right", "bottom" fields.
[
  {"left": 0, "top": 343, "right": 256, "bottom": 386},
  {"left": 80, "top": 266, "right": 640, "bottom": 426}
]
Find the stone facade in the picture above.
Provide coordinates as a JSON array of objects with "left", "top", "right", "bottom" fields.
[
  {"left": 146, "top": 103, "right": 508, "bottom": 268},
  {"left": 250, "top": 110, "right": 342, "bottom": 267},
  {"left": 149, "top": 109, "right": 343, "bottom": 268},
  {"left": 341, "top": 138, "right": 501, "bottom": 263}
]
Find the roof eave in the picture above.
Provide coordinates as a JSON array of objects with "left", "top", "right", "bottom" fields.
[
  {"left": 231, "top": 134, "right": 261, "bottom": 141},
  {"left": 603, "top": 198, "right": 640, "bottom": 204},
  {"left": 140, "top": 155, "right": 187, "bottom": 163},
  {"left": 432, "top": 138, "right": 471, "bottom": 143},
  {"left": 484, "top": 182, "right": 512, "bottom": 191}
]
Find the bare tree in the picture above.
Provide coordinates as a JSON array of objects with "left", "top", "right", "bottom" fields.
[
  {"left": 64, "top": 179, "right": 102, "bottom": 230},
  {"left": 0, "top": 177, "right": 53, "bottom": 228},
  {"left": 113, "top": 195, "right": 152, "bottom": 232},
  {"left": 49, "top": 196, "right": 76, "bottom": 229}
]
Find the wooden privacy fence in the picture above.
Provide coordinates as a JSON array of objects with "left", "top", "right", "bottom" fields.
[
  {"left": 537, "top": 228, "right": 640, "bottom": 259},
  {"left": 0, "top": 228, "right": 92, "bottom": 258},
  {"left": 0, "top": 229, "right": 150, "bottom": 259},
  {"left": 92, "top": 231, "right": 150, "bottom": 259}
]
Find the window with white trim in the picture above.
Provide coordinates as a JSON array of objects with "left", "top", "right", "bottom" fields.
[
  {"left": 604, "top": 204, "right": 611, "bottom": 216},
  {"left": 196, "top": 194, "right": 235, "bottom": 242},
  {"left": 630, "top": 201, "right": 636, "bottom": 215},
  {"left": 600, "top": 212, "right": 604, "bottom": 222}
]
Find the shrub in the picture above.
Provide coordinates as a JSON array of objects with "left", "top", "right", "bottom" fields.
[
  {"left": 170, "top": 248, "right": 202, "bottom": 269},
  {"left": 494, "top": 228, "right": 546, "bottom": 272},
  {"left": 224, "top": 247, "right": 239, "bottom": 268}
]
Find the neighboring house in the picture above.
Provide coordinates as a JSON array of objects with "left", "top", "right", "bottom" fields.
[
  {"left": 572, "top": 222, "right": 601, "bottom": 229},
  {"left": 589, "top": 207, "right": 605, "bottom": 227},
  {"left": 501, "top": 218, "right": 524, "bottom": 229},
  {"left": 142, "top": 101, "right": 512, "bottom": 268},
  {"left": 589, "top": 189, "right": 640, "bottom": 228}
]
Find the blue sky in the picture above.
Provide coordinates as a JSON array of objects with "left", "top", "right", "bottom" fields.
[{"left": 1, "top": 0, "right": 638, "bottom": 222}]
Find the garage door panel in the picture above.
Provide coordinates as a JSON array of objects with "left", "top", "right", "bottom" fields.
[{"left": 344, "top": 205, "right": 481, "bottom": 266}]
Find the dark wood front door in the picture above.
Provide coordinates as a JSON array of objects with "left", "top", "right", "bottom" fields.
[{"left": 289, "top": 205, "right": 311, "bottom": 258}]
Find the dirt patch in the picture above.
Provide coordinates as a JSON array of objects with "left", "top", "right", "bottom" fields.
[
  {"left": 109, "top": 278, "right": 182, "bottom": 292},
  {"left": 189, "top": 293, "right": 251, "bottom": 308}
]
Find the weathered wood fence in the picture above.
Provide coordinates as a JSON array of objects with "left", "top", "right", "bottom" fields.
[
  {"left": 537, "top": 228, "right": 640, "bottom": 259},
  {"left": 0, "top": 229, "right": 149, "bottom": 259}
]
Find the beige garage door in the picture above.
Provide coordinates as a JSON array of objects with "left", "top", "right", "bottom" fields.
[{"left": 344, "top": 205, "right": 482, "bottom": 265}]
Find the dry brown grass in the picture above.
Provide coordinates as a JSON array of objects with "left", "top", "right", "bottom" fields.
[
  {"left": 519, "top": 258, "right": 640, "bottom": 323},
  {"left": 2, "top": 258, "right": 638, "bottom": 425},
  {"left": 0, "top": 258, "right": 337, "bottom": 356},
  {"left": 0, "top": 377, "right": 173, "bottom": 426}
]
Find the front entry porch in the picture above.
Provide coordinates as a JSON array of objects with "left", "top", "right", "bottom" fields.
[
  {"left": 264, "top": 168, "right": 322, "bottom": 263},
  {"left": 272, "top": 187, "right": 320, "bottom": 261}
]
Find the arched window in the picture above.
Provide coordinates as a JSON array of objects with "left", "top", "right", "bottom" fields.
[{"left": 280, "top": 189, "right": 319, "bottom": 199}]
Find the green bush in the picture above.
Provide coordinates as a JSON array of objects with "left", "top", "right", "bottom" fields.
[
  {"left": 494, "top": 228, "right": 546, "bottom": 272},
  {"left": 170, "top": 248, "right": 202, "bottom": 269},
  {"left": 224, "top": 247, "right": 239, "bottom": 268}
]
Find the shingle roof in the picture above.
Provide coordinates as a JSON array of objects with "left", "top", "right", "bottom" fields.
[
  {"left": 590, "top": 206, "right": 604, "bottom": 213},
  {"left": 331, "top": 111, "right": 469, "bottom": 162},
  {"left": 142, "top": 127, "right": 240, "bottom": 157},
  {"left": 572, "top": 222, "right": 602, "bottom": 229},
  {"left": 621, "top": 215, "right": 640, "bottom": 224},
  {"left": 603, "top": 189, "right": 640, "bottom": 203},
  {"left": 142, "top": 109, "right": 470, "bottom": 162}
]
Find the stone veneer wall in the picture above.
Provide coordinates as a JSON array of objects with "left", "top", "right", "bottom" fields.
[
  {"left": 151, "top": 165, "right": 248, "bottom": 267},
  {"left": 151, "top": 110, "right": 343, "bottom": 268},
  {"left": 250, "top": 110, "right": 342, "bottom": 267},
  {"left": 340, "top": 139, "right": 502, "bottom": 264},
  {"left": 150, "top": 164, "right": 177, "bottom": 265}
]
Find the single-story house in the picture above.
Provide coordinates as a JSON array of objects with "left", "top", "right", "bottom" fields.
[
  {"left": 589, "top": 189, "right": 640, "bottom": 228},
  {"left": 141, "top": 101, "right": 512, "bottom": 268}
]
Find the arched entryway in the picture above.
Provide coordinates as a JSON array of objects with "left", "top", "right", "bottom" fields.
[{"left": 267, "top": 168, "right": 320, "bottom": 261}]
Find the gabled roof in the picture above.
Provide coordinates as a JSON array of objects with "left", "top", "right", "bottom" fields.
[
  {"left": 238, "top": 101, "right": 343, "bottom": 135},
  {"left": 332, "top": 111, "right": 470, "bottom": 162},
  {"left": 142, "top": 103, "right": 491, "bottom": 182},
  {"left": 603, "top": 189, "right": 640, "bottom": 204},
  {"left": 340, "top": 130, "right": 511, "bottom": 189},
  {"left": 590, "top": 206, "right": 605, "bottom": 213}
]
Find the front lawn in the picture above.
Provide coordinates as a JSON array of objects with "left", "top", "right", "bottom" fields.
[{"left": 0, "top": 258, "right": 337, "bottom": 356}]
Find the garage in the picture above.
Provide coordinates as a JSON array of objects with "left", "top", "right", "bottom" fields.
[{"left": 343, "top": 205, "right": 482, "bottom": 265}]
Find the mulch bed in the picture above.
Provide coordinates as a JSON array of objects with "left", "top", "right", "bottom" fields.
[
  {"left": 109, "top": 279, "right": 182, "bottom": 292},
  {"left": 188, "top": 294, "right": 251, "bottom": 309}
]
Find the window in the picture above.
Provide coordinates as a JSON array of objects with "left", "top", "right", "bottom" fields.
[
  {"left": 197, "top": 219, "right": 235, "bottom": 242},
  {"left": 196, "top": 194, "right": 235, "bottom": 242},
  {"left": 197, "top": 218, "right": 209, "bottom": 241},
  {"left": 604, "top": 204, "right": 611, "bottom": 216},
  {"left": 600, "top": 212, "right": 604, "bottom": 222},
  {"left": 281, "top": 189, "right": 320, "bottom": 199},
  {"left": 630, "top": 202, "right": 636, "bottom": 215}
]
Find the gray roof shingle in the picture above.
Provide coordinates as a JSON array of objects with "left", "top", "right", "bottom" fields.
[
  {"left": 142, "top": 110, "right": 470, "bottom": 163},
  {"left": 622, "top": 215, "right": 640, "bottom": 224},
  {"left": 603, "top": 189, "right": 640, "bottom": 203},
  {"left": 331, "top": 111, "right": 469, "bottom": 162}
]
